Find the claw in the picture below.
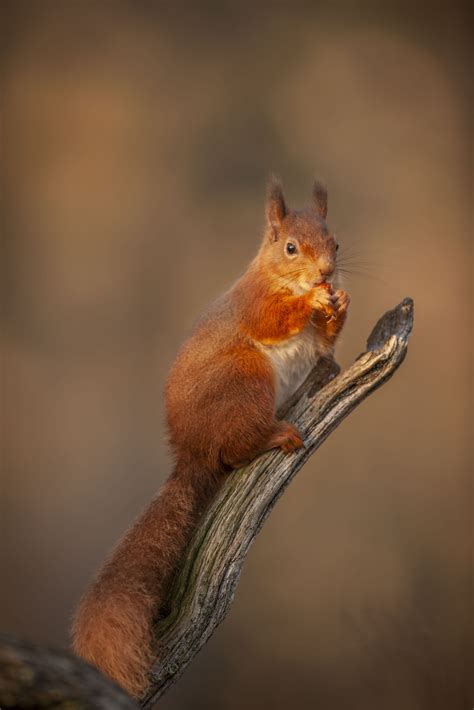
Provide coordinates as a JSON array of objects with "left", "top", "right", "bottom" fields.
[{"left": 270, "top": 421, "right": 305, "bottom": 454}]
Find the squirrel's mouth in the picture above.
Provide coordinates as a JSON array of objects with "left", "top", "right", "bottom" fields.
[{"left": 313, "top": 277, "right": 333, "bottom": 287}]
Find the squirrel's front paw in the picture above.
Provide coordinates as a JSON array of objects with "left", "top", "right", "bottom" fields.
[
  {"left": 328, "top": 289, "right": 350, "bottom": 321},
  {"left": 312, "top": 282, "right": 334, "bottom": 319}
]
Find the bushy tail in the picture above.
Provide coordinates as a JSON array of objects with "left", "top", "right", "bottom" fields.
[{"left": 72, "top": 463, "right": 221, "bottom": 697}]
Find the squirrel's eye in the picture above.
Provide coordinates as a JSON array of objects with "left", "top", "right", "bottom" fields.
[
  {"left": 335, "top": 244, "right": 339, "bottom": 251},
  {"left": 286, "top": 242, "right": 297, "bottom": 255}
]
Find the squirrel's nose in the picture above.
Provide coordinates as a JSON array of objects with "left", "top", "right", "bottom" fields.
[{"left": 319, "top": 264, "right": 334, "bottom": 279}]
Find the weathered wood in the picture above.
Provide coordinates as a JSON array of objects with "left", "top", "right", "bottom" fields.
[
  {"left": 0, "top": 632, "right": 138, "bottom": 709},
  {"left": 142, "top": 297, "right": 414, "bottom": 707},
  {"left": 0, "top": 299, "right": 413, "bottom": 709}
]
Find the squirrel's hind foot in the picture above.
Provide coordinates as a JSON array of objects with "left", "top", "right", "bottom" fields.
[{"left": 269, "top": 421, "right": 305, "bottom": 453}]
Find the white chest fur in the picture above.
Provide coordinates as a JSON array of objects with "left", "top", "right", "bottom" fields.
[{"left": 260, "top": 325, "right": 324, "bottom": 409}]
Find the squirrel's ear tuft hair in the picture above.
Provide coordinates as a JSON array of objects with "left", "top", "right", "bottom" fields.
[
  {"left": 266, "top": 175, "right": 287, "bottom": 240},
  {"left": 312, "top": 180, "right": 328, "bottom": 220}
]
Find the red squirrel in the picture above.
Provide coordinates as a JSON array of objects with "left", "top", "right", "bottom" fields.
[{"left": 72, "top": 178, "right": 350, "bottom": 697}]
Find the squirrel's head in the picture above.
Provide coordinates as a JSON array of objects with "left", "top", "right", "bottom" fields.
[{"left": 261, "top": 176, "right": 338, "bottom": 294}]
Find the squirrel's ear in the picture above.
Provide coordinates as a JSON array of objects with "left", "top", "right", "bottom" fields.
[
  {"left": 312, "top": 180, "right": 328, "bottom": 220},
  {"left": 266, "top": 175, "right": 287, "bottom": 240}
]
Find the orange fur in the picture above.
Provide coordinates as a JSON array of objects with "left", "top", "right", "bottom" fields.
[{"left": 71, "top": 178, "right": 350, "bottom": 697}]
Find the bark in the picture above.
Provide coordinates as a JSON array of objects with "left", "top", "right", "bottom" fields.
[
  {"left": 0, "top": 298, "right": 413, "bottom": 709},
  {"left": 142, "top": 297, "right": 414, "bottom": 707}
]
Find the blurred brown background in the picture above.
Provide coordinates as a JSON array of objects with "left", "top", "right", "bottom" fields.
[{"left": 1, "top": 2, "right": 472, "bottom": 708}]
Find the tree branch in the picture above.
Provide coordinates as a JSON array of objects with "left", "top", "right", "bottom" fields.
[
  {"left": 142, "top": 297, "right": 414, "bottom": 707},
  {"left": 0, "top": 299, "right": 413, "bottom": 709}
]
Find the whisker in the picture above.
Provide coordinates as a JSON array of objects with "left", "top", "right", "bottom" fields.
[
  {"left": 337, "top": 261, "right": 387, "bottom": 272},
  {"left": 276, "top": 269, "right": 307, "bottom": 290},
  {"left": 335, "top": 267, "right": 389, "bottom": 285},
  {"left": 337, "top": 255, "right": 389, "bottom": 269}
]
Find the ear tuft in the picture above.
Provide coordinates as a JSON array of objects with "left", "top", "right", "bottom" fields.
[
  {"left": 266, "top": 175, "right": 287, "bottom": 240},
  {"left": 312, "top": 180, "right": 328, "bottom": 220}
]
